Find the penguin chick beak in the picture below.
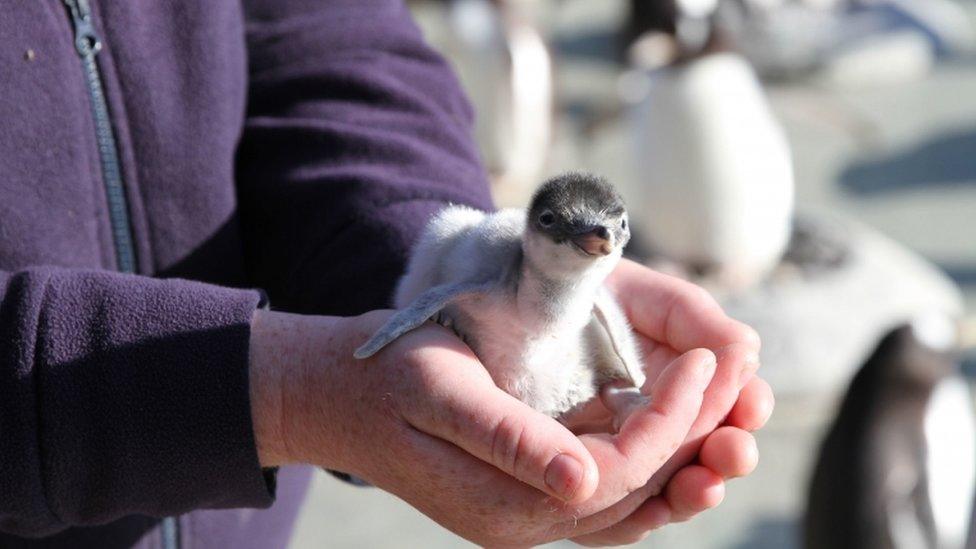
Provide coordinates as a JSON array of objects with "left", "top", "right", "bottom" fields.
[{"left": 571, "top": 226, "right": 613, "bottom": 256}]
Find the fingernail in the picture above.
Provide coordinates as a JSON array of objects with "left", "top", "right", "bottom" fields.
[
  {"left": 545, "top": 453, "right": 584, "bottom": 501},
  {"left": 739, "top": 353, "right": 761, "bottom": 387}
]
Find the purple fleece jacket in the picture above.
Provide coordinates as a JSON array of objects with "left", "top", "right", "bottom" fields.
[{"left": 0, "top": 0, "right": 493, "bottom": 547}]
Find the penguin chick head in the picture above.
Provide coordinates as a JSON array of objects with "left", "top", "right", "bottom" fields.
[{"left": 525, "top": 173, "right": 630, "bottom": 275}]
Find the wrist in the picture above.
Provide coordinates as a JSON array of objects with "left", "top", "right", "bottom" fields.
[
  {"left": 248, "top": 308, "right": 290, "bottom": 467},
  {"left": 248, "top": 308, "right": 345, "bottom": 468}
]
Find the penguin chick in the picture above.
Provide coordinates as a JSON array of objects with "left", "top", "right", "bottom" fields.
[{"left": 355, "top": 173, "right": 647, "bottom": 423}]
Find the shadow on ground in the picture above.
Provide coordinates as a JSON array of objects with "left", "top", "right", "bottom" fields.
[
  {"left": 554, "top": 29, "right": 618, "bottom": 62},
  {"left": 731, "top": 517, "right": 799, "bottom": 549},
  {"left": 962, "top": 351, "right": 976, "bottom": 378},
  {"left": 840, "top": 127, "right": 976, "bottom": 195},
  {"left": 938, "top": 261, "right": 976, "bottom": 286}
]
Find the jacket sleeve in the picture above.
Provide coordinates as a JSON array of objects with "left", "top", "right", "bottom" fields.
[
  {"left": 0, "top": 268, "right": 273, "bottom": 537},
  {"left": 237, "top": 0, "right": 495, "bottom": 316}
]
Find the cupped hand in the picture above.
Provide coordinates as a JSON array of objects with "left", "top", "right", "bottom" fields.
[
  {"left": 248, "top": 258, "right": 772, "bottom": 547},
  {"left": 569, "top": 259, "right": 774, "bottom": 545},
  {"left": 250, "top": 308, "right": 725, "bottom": 546}
]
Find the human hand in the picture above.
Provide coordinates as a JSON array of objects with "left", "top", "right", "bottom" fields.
[
  {"left": 568, "top": 259, "right": 774, "bottom": 545},
  {"left": 248, "top": 309, "right": 725, "bottom": 546}
]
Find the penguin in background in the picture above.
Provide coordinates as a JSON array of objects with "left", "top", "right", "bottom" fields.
[
  {"left": 437, "top": 0, "right": 553, "bottom": 207},
  {"left": 620, "top": 0, "right": 795, "bottom": 293},
  {"left": 804, "top": 315, "right": 976, "bottom": 549}
]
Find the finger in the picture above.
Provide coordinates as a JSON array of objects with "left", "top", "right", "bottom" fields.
[
  {"left": 400, "top": 345, "right": 599, "bottom": 504},
  {"left": 572, "top": 497, "right": 672, "bottom": 546},
  {"left": 612, "top": 348, "right": 716, "bottom": 491},
  {"left": 607, "top": 259, "right": 760, "bottom": 353},
  {"left": 726, "top": 377, "right": 775, "bottom": 432},
  {"left": 699, "top": 427, "right": 759, "bottom": 479},
  {"left": 645, "top": 342, "right": 757, "bottom": 488},
  {"left": 567, "top": 428, "right": 731, "bottom": 542},
  {"left": 637, "top": 333, "right": 680, "bottom": 386},
  {"left": 570, "top": 464, "right": 721, "bottom": 542},
  {"left": 379, "top": 425, "right": 687, "bottom": 547},
  {"left": 665, "top": 465, "right": 725, "bottom": 522},
  {"left": 387, "top": 425, "right": 653, "bottom": 546},
  {"left": 551, "top": 349, "right": 717, "bottom": 537},
  {"left": 379, "top": 426, "right": 547, "bottom": 546}
]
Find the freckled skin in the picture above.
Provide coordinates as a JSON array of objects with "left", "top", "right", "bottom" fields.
[{"left": 249, "top": 305, "right": 707, "bottom": 545}]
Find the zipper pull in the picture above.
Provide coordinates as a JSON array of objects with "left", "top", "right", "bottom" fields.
[{"left": 63, "top": 0, "right": 102, "bottom": 57}]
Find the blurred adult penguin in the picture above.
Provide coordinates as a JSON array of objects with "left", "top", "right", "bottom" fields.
[
  {"left": 419, "top": 0, "right": 553, "bottom": 206},
  {"left": 622, "top": 0, "right": 794, "bottom": 291},
  {"left": 805, "top": 316, "right": 976, "bottom": 549}
]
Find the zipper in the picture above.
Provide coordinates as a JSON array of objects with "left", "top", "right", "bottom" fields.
[
  {"left": 63, "top": 1, "right": 174, "bottom": 545},
  {"left": 161, "top": 514, "right": 182, "bottom": 549},
  {"left": 63, "top": 0, "right": 137, "bottom": 274}
]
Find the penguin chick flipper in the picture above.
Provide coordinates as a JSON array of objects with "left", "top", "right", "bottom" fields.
[
  {"left": 353, "top": 281, "right": 496, "bottom": 359},
  {"left": 589, "top": 286, "right": 646, "bottom": 389}
]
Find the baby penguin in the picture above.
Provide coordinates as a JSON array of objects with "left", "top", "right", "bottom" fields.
[{"left": 356, "top": 173, "right": 646, "bottom": 424}]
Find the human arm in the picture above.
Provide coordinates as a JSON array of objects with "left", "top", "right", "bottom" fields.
[
  {"left": 0, "top": 268, "right": 272, "bottom": 537},
  {"left": 236, "top": 0, "right": 493, "bottom": 316}
]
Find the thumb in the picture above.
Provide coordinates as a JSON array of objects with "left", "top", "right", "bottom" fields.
[
  {"left": 609, "top": 348, "right": 716, "bottom": 494},
  {"left": 403, "top": 363, "right": 600, "bottom": 504}
]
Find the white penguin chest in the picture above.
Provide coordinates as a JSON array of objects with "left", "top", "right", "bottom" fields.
[{"left": 444, "top": 295, "right": 599, "bottom": 418}]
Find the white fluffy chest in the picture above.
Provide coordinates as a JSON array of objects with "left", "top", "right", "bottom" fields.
[{"left": 445, "top": 295, "right": 599, "bottom": 418}]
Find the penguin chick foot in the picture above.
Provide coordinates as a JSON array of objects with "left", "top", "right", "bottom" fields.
[{"left": 601, "top": 384, "right": 650, "bottom": 433}]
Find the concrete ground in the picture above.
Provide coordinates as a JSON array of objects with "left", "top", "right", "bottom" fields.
[{"left": 289, "top": 1, "right": 976, "bottom": 547}]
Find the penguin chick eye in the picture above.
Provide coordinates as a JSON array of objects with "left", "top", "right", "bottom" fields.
[
  {"left": 620, "top": 218, "right": 627, "bottom": 230},
  {"left": 538, "top": 211, "right": 555, "bottom": 227}
]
